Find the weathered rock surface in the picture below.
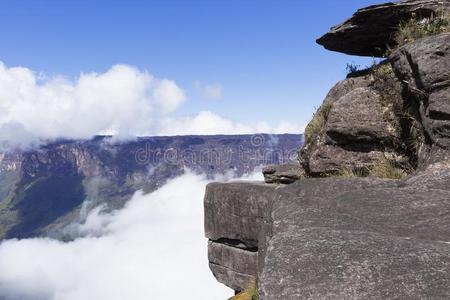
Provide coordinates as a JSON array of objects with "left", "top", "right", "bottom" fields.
[
  {"left": 206, "top": 166, "right": 450, "bottom": 298},
  {"left": 391, "top": 33, "right": 450, "bottom": 163},
  {"left": 208, "top": 241, "right": 258, "bottom": 292},
  {"left": 204, "top": 181, "right": 278, "bottom": 291},
  {"left": 262, "top": 164, "right": 305, "bottom": 184},
  {"left": 259, "top": 173, "right": 450, "bottom": 299},
  {"left": 262, "top": 229, "right": 450, "bottom": 300},
  {"left": 317, "top": 0, "right": 450, "bottom": 56},
  {"left": 205, "top": 1, "right": 450, "bottom": 298},
  {"left": 299, "top": 71, "right": 405, "bottom": 175},
  {"left": 204, "top": 181, "right": 277, "bottom": 248}
]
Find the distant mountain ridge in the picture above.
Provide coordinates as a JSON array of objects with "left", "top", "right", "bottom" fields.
[{"left": 0, "top": 134, "right": 302, "bottom": 239}]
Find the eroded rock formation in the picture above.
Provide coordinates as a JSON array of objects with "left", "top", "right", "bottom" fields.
[
  {"left": 391, "top": 33, "right": 450, "bottom": 163},
  {"left": 299, "top": 67, "right": 408, "bottom": 175},
  {"left": 317, "top": 0, "right": 450, "bottom": 57},
  {"left": 204, "top": 181, "right": 277, "bottom": 291},
  {"left": 205, "top": 1, "right": 450, "bottom": 299}
]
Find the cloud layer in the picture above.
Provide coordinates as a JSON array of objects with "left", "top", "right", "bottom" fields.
[
  {"left": 0, "top": 61, "right": 304, "bottom": 149},
  {"left": 0, "top": 62, "right": 185, "bottom": 147},
  {"left": 158, "top": 111, "right": 304, "bottom": 136},
  {"left": 0, "top": 171, "right": 264, "bottom": 300}
]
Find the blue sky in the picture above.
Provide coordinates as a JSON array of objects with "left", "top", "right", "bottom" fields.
[{"left": 0, "top": 0, "right": 385, "bottom": 136}]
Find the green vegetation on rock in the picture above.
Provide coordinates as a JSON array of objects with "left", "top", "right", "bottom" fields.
[
  {"left": 336, "top": 158, "right": 409, "bottom": 180},
  {"left": 229, "top": 280, "right": 259, "bottom": 300},
  {"left": 370, "top": 62, "right": 403, "bottom": 139},
  {"left": 0, "top": 170, "right": 20, "bottom": 210},
  {"left": 369, "top": 158, "right": 409, "bottom": 179},
  {"left": 394, "top": 11, "right": 450, "bottom": 48},
  {"left": 304, "top": 102, "right": 332, "bottom": 144}
]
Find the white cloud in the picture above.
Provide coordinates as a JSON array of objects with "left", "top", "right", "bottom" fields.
[
  {"left": 194, "top": 81, "right": 223, "bottom": 100},
  {"left": 0, "top": 62, "right": 186, "bottom": 146},
  {"left": 158, "top": 111, "right": 305, "bottom": 135},
  {"left": 0, "top": 171, "right": 266, "bottom": 300},
  {"left": 0, "top": 61, "right": 304, "bottom": 149}
]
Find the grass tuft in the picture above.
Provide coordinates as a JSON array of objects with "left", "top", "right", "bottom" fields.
[
  {"left": 369, "top": 159, "right": 409, "bottom": 179},
  {"left": 336, "top": 166, "right": 368, "bottom": 178},
  {"left": 330, "top": 159, "right": 410, "bottom": 180},
  {"left": 394, "top": 10, "right": 450, "bottom": 48},
  {"left": 304, "top": 102, "right": 332, "bottom": 144}
]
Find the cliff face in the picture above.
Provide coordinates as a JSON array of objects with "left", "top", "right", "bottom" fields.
[
  {"left": 205, "top": 1, "right": 450, "bottom": 299},
  {"left": 0, "top": 134, "right": 302, "bottom": 239}
]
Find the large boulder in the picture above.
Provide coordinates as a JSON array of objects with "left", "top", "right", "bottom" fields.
[
  {"left": 299, "top": 68, "right": 406, "bottom": 175},
  {"left": 317, "top": 0, "right": 450, "bottom": 57}
]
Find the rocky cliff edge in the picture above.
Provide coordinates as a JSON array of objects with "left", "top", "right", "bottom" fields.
[{"left": 205, "top": 1, "right": 450, "bottom": 299}]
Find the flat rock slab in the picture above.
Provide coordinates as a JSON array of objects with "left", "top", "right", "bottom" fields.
[
  {"left": 259, "top": 176, "right": 450, "bottom": 299},
  {"left": 261, "top": 229, "right": 450, "bottom": 300},
  {"left": 317, "top": 0, "right": 450, "bottom": 57}
]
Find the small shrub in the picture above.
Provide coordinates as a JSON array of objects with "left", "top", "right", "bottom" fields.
[
  {"left": 346, "top": 63, "right": 361, "bottom": 75},
  {"left": 229, "top": 280, "right": 259, "bottom": 300},
  {"left": 394, "top": 10, "right": 450, "bottom": 47},
  {"left": 368, "top": 159, "right": 409, "bottom": 179},
  {"left": 336, "top": 166, "right": 368, "bottom": 178},
  {"left": 304, "top": 102, "right": 332, "bottom": 144},
  {"left": 329, "top": 160, "right": 410, "bottom": 180}
]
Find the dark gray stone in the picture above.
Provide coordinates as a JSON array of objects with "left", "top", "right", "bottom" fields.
[
  {"left": 262, "top": 164, "right": 305, "bottom": 184},
  {"left": 261, "top": 229, "right": 450, "bottom": 300},
  {"left": 391, "top": 33, "right": 450, "bottom": 160},
  {"left": 317, "top": 0, "right": 450, "bottom": 57},
  {"left": 204, "top": 181, "right": 277, "bottom": 292},
  {"left": 204, "top": 181, "right": 277, "bottom": 248},
  {"left": 208, "top": 263, "right": 255, "bottom": 294},
  {"left": 208, "top": 241, "right": 258, "bottom": 291},
  {"left": 259, "top": 176, "right": 450, "bottom": 299},
  {"left": 299, "top": 72, "right": 405, "bottom": 175},
  {"left": 325, "top": 87, "right": 398, "bottom": 145}
]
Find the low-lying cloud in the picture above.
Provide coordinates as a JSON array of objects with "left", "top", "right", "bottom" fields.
[
  {"left": 0, "top": 171, "right": 263, "bottom": 300},
  {"left": 0, "top": 61, "right": 304, "bottom": 149},
  {"left": 158, "top": 111, "right": 304, "bottom": 136}
]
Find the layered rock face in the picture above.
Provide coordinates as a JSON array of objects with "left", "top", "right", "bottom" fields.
[
  {"left": 205, "top": 1, "right": 450, "bottom": 298},
  {"left": 205, "top": 182, "right": 277, "bottom": 291},
  {"left": 391, "top": 33, "right": 450, "bottom": 163},
  {"left": 0, "top": 134, "right": 302, "bottom": 239},
  {"left": 317, "top": 0, "right": 450, "bottom": 57}
]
